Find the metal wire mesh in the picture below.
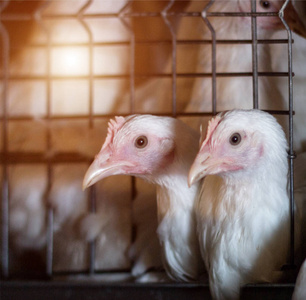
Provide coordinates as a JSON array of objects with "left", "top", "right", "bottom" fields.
[{"left": 0, "top": 0, "right": 297, "bottom": 287}]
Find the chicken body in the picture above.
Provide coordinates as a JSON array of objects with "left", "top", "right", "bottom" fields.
[
  {"left": 189, "top": 109, "right": 290, "bottom": 300},
  {"left": 188, "top": 0, "right": 305, "bottom": 114},
  {"left": 83, "top": 114, "right": 205, "bottom": 282}
]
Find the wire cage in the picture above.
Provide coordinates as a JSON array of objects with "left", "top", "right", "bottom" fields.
[{"left": 0, "top": 0, "right": 304, "bottom": 299}]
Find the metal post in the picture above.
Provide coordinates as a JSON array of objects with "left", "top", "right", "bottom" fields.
[
  {"left": 279, "top": 0, "right": 296, "bottom": 268},
  {"left": 202, "top": 0, "right": 217, "bottom": 116},
  {"left": 251, "top": 0, "right": 259, "bottom": 109}
]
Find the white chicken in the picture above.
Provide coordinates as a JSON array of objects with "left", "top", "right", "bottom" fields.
[
  {"left": 5, "top": 129, "right": 132, "bottom": 275},
  {"left": 187, "top": 0, "right": 306, "bottom": 114},
  {"left": 48, "top": 164, "right": 131, "bottom": 273},
  {"left": 188, "top": 109, "right": 290, "bottom": 300},
  {"left": 83, "top": 114, "right": 205, "bottom": 282},
  {"left": 124, "top": 0, "right": 306, "bottom": 117},
  {"left": 1, "top": 0, "right": 134, "bottom": 276}
]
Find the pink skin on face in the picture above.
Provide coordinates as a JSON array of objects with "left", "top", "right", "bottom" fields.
[
  {"left": 83, "top": 127, "right": 175, "bottom": 190},
  {"left": 189, "top": 121, "right": 264, "bottom": 186}
]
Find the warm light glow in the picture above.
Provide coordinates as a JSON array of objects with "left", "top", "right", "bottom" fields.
[{"left": 51, "top": 47, "right": 89, "bottom": 76}]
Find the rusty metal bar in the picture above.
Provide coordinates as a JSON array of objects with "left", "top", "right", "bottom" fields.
[
  {"left": 201, "top": 0, "right": 217, "bottom": 115},
  {"left": 162, "top": 0, "right": 177, "bottom": 117},
  {"left": 0, "top": 16, "right": 10, "bottom": 279},
  {"left": 279, "top": 0, "right": 296, "bottom": 268},
  {"left": 251, "top": 0, "right": 258, "bottom": 109},
  {"left": 34, "top": 0, "right": 54, "bottom": 278}
]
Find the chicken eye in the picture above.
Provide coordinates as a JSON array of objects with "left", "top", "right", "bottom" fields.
[
  {"left": 135, "top": 135, "right": 148, "bottom": 149},
  {"left": 259, "top": 0, "right": 270, "bottom": 9},
  {"left": 229, "top": 133, "right": 241, "bottom": 146}
]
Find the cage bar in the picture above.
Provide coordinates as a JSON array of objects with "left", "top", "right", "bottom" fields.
[
  {"left": 34, "top": 0, "right": 54, "bottom": 277},
  {"left": 278, "top": 0, "right": 296, "bottom": 268},
  {"left": 0, "top": 9, "right": 10, "bottom": 279},
  {"left": 251, "top": 0, "right": 258, "bottom": 109},
  {"left": 162, "top": 0, "right": 177, "bottom": 117}
]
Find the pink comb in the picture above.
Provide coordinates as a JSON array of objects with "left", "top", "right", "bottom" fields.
[
  {"left": 102, "top": 116, "right": 126, "bottom": 150},
  {"left": 200, "top": 115, "right": 222, "bottom": 151}
]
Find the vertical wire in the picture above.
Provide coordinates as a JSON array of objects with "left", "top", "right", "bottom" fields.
[
  {"left": 46, "top": 179, "right": 54, "bottom": 278},
  {"left": 162, "top": 0, "right": 177, "bottom": 118},
  {"left": 251, "top": 0, "right": 259, "bottom": 109},
  {"left": 201, "top": 0, "right": 217, "bottom": 116},
  {"left": 45, "top": 20, "right": 54, "bottom": 280},
  {"left": 119, "top": 1, "right": 135, "bottom": 114},
  {"left": 128, "top": 33, "right": 135, "bottom": 114},
  {"left": 0, "top": 14, "right": 10, "bottom": 279},
  {"left": 128, "top": 30, "right": 135, "bottom": 114},
  {"left": 119, "top": 1, "right": 136, "bottom": 270},
  {"left": 78, "top": 0, "right": 96, "bottom": 275},
  {"left": 279, "top": 0, "right": 295, "bottom": 267},
  {"left": 88, "top": 186, "right": 96, "bottom": 274},
  {"left": 79, "top": 0, "right": 94, "bottom": 128},
  {"left": 35, "top": 0, "right": 54, "bottom": 277},
  {"left": 127, "top": 16, "right": 137, "bottom": 257}
]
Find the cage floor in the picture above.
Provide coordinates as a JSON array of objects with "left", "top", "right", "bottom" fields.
[{"left": 0, "top": 281, "right": 295, "bottom": 300}]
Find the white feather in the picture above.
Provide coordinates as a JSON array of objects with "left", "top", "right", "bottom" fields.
[{"left": 137, "top": 116, "right": 206, "bottom": 281}]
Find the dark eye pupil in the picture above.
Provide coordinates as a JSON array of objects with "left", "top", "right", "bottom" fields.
[
  {"left": 137, "top": 139, "right": 145, "bottom": 146},
  {"left": 229, "top": 133, "right": 241, "bottom": 146},
  {"left": 232, "top": 136, "right": 239, "bottom": 143},
  {"left": 135, "top": 135, "right": 148, "bottom": 148},
  {"left": 260, "top": 0, "right": 270, "bottom": 9}
]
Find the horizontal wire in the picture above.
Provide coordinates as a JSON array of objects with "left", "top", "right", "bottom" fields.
[
  {"left": 52, "top": 269, "right": 132, "bottom": 277},
  {"left": 0, "top": 72, "right": 294, "bottom": 81},
  {"left": 0, "top": 152, "right": 90, "bottom": 164},
  {"left": 0, "top": 10, "right": 280, "bottom": 21},
  {"left": 1, "top": 109, "right": 294, "bottom": 122},
  {"left": 7, "top": 39, "right": 292, "bottom": 49},
  {"left": 0, "top": 108, "right": 294, "bottom": 165}
]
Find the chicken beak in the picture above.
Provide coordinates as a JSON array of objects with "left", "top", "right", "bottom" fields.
[
  {"left": 82, "top": 151, "right": 135, "bottom": 190},
  {"left": 188, "top": 150, "right": 230, "bottom": 187},
  {"left": 188, "top": 152, "right": 211, "bottom": 187}
]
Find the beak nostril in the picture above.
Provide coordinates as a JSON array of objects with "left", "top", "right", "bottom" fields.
[{"left": 200, "top": 156, "right": 211, "bottom": 166}]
